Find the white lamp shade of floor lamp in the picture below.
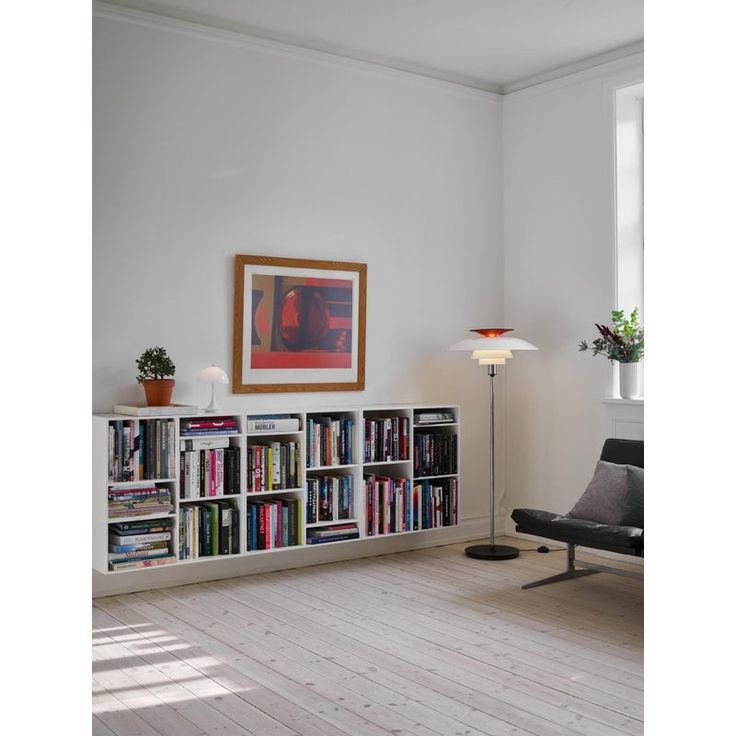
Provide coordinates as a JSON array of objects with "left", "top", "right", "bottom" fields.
[
  {"left": 448, "top": 328, "right": 538, "bottom": 560},
  {"left": 198, "top": 365, "right": 230, "bottom": 412}
]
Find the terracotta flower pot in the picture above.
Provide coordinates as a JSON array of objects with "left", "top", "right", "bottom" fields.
[{"left": 142, "top": 379, "right": 175, "bottom": 407}]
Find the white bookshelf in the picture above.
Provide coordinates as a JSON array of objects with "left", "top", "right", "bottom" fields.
[{"left": 92, "top": 404, "right": 459, "bottom": 573}]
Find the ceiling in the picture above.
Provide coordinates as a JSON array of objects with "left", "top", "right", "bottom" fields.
[{"left": 101, "top": 0, "right": 643, "bottom": 93}]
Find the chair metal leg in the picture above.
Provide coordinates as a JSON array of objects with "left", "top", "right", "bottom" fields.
[
  {"left": 521, "top": 568, "right": 599, "bottom": 589},
  {"left": 521, "top": 543, "right": 600, "bottom": 590}
]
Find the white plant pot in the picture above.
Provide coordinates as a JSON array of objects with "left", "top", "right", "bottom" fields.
[{"left": 619, "top": 362, "right": 641, "bottom": 399}]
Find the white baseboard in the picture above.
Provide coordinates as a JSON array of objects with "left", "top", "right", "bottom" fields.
[{"left": 92, "top": 516, "right": 491, "bottom": 598}]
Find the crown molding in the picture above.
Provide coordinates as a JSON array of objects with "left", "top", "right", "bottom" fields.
[
  {"left": 93, "top": 2, "right": 642, "bottom": 101},
  {"left": 503, "top": 42, "right": 644, "bottom": 97},
  {"left": 93, "top": 1, "right": 503, "bottom": 103}
]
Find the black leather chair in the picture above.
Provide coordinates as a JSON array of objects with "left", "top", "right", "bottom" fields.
[{"left": 511, "top": 439, "right": 643, "bottom": 589}]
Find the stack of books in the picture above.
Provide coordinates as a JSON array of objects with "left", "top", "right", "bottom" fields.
[
  {"left": 306, "top": 522, "right": 359, "bottom": 545},
  {"left": 414, "top": 410, "right": 455, "bottom": 425},
  {"left": 180, "top": 416, "right": 238, "bottom": 436},
  {"left": 108, "top": 519, "right": 175, "bottom": 570},
  {"left": 108, "top": 484, "right": 173, "bottom": 518}
]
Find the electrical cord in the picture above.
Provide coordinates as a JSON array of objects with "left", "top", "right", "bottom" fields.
[{"left": 517, "top": 545, "right": 566, "bottom": 553}]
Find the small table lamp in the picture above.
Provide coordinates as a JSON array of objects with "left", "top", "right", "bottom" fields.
[
  {"left": 198, "top": 365, "right": 229, "bottom": 412},
  {"left": 448, "top": 329, "right": 538, "bottom": 560}
]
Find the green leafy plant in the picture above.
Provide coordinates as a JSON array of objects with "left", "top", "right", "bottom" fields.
[
  {"left": 136, "top": 346, "right": 176, "bottom": 383},
  {"left": 579, "top": 308, "right": 644, "bottom": 363}
]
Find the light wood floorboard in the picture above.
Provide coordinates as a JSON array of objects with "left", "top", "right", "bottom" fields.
[{"left": 93, "top": 537, "right": 643, "bottom": 736}]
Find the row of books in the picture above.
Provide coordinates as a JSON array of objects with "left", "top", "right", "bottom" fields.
[
  {"left": 306, "top": 474, "right": 354, "bottom": 524},
  {"left": 364, "top": 475, "right": 412, "bottom": 535},
  {"left": 306, "top": 522, "right": 359, "bottom": 545},
  {"left": 178, "top": 500, "right": 240, "bottom": 559},
  {"left": 414, "top": 478, "right": 458, "bottom": 529},
  {"left": 363, "top": 416, "right": 410, "bottom": 463},
  {"left": 137, "top": 419, "right": 177, "bottom": 480},
  {"left": 180, "top": 416, "right": 239, "bottom": 437},
  {"left": 108, "top": 484, "right": 173, "bottom": 518},
  {"left": 364, "top": 476, "right": 458, "bottom": 534},
  {"left": 247, "top": 498, "right": 301, "bottom": 550},
  {"left": 306, "top": 415, "right": 355, "bottom": 467},
  {"left": 108, "top": 419, "right": 135, "bottom": 482},
  {"left": 179, "top": 444, "right": 240, "bottom": 498},
  {"left": 108, "top": 519, "right": 176, "bottom": 571},
  {"left": 247, "top": 442, "right": 301, "bottom": 492},
  {"left": 414, "top": 432, "right": 458, "bottom": 477},
  {"left": 108, "top": 418, "right": 177, "bottom": 482}
]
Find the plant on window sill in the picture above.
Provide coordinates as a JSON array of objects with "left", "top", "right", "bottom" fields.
[{"left": 579, "top": 308, "right": 643, "bottom": 399}]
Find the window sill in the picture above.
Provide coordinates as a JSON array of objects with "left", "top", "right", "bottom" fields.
[{"left": 602, "top": 397, "right": 644, "bottom": 406}]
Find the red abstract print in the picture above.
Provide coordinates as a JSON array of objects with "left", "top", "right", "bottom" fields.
[{"left": 251, "top": 274, "right": 353, "bottom": 369}]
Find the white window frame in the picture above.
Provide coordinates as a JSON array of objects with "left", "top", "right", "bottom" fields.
[{"left": 614, "top": 82, "right": 644, "bottom": 322}]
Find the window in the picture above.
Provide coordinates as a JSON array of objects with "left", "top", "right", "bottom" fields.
[{"left": 615, "top": 83, "right": 644, "bottom": 322}]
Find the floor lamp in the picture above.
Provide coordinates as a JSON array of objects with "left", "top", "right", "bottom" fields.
[{"left": 448, "top": 329, "right": 538, "bottom": 560}]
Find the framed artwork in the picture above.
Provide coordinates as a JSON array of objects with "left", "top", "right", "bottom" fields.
[{"left": 233, "top": 255, "right": 367, "bottom": 393}]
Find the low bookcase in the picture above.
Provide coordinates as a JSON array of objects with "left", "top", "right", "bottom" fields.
[{"left": 92, "top": 404, "right": 459, "bottom": 573}]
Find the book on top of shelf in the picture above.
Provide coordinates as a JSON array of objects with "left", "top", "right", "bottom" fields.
[
  {"left": 109, "top": 520, "right": 171, "bottom": 532},
  {"left": 247, "top": 416, "right": 300, "bottom": 433},
  {"left": 309, "top": 523, "right": 359, "bottom": 538},
  {"left": 306, "top": 523, "right": 359, "bottom": 544},
  {"left": 108, "top": 506, "right": 173, "bottom": 519},
  {"left": 108, "top": 530, "right": 171, "bottom": 544},
  {"left": 113, "top": 404, "right": 198, "bottom": 417},
  {"left": 414, "top": 411, "right": 455, "bottom": 424},
  {"left": 109, "top": 540, "right": 169, "bottom": 553},
  {"left": 109, "top": 554, "right": 177, "bottom": 571},
  {"left": 109, "top": 521, "right": 171, "bottom": 535},
  {"left": 108, "top": 485, "right": 169, "bottom": 496},
  {"left": 108, "top": 545, "right": 170, "bottom": 561},
  {"left": 181, "top": 428, "right": 239, "bottom": 436},
  {"left": 182, "top": 417, "right": 237, "bottom": 430},
  {"left": 180, "top": 437, "right": 231, "bottom": 451}
]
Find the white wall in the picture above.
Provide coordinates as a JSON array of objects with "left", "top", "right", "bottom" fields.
[
  {"left": 502, "top": 57, "right": 644, "bottom": 522},
  {"left": 93, "top": 7, "right": 504, "bottom": 593}
]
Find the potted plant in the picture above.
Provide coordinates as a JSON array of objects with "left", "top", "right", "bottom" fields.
[
  {"left": 579, "top": 308, "right": 644, "bottom": 398},
  {"left": 136, "top": 346, "right": 176, "bottom": 406}
]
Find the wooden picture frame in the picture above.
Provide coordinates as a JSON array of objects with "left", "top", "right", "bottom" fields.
[{"left": 233, "top": 255, "right": 367, "bottom": 393}]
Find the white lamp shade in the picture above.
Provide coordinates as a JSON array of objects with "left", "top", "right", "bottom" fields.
[
  {"left": 198, "top": 365, "right": 230, "bottom": 384},
  {"left": 477, "top": 358, "right": 506, "bottom": 365},
  {"left": 471, "top": 349, "right": 513, "bottom": 360},
  {"left": 448, "top": 336, "right": 538, "bottom": 352}
]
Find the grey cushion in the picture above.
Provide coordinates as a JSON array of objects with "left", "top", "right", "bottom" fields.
[
  {"left": 621, "top": 464, "right": 644, "bottom": 528},
  {"left": 569, "top": 460, "right": 629, "bottom": 525}
]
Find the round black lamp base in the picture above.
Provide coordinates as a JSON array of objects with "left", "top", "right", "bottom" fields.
[{"left": 465, "top": 543, "right": 520, "bottom": 561}]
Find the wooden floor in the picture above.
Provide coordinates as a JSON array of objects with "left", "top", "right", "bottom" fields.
[{"left": 92, "top": 537, "right": 643, "bottom": 736}]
